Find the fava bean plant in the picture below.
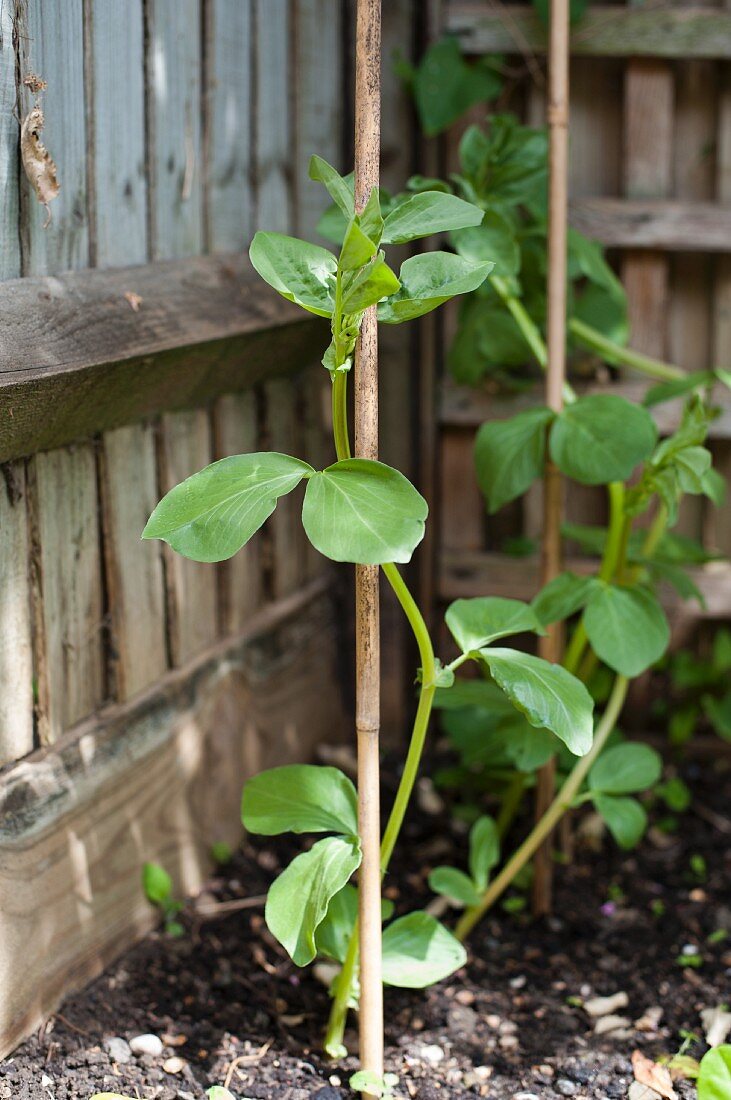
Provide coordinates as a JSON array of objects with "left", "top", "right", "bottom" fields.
[
  {"left": 143, "top": 155, "right": 619, "bottom": 1058},
  {"left": 337, "top": 108, "right": 726, "bottom": 939}
]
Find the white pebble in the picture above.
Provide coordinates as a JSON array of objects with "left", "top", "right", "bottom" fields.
[
  {"left": 418, "top": 1044, "right": 445, "bottom": 1065},
  {"left": 584, "top": 991, "right": 629, "bottom": 1017},
  {"left": 130, "top": 1033, "right": 164, "bottom": 1057},
  {"left": 103, "top": 1037, "right": 132, "bottom": 1064}
]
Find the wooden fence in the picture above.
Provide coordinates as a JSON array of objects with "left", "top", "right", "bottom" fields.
[
  {"left": 0, "top": 0, "right": 420, "bottom": 1058},
  {"left": 429, "top": 0, "right": 731, "bottom": 656}
]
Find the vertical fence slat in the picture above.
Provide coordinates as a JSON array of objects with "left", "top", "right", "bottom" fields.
[
  {"left": 711, "top": 17, "right": 731, "bottom": 556},
  {"left": 89, "top": 0, "right": 147, "bottom": 266},
  {"left": 254, "top": 0, "right": 291, "bottom": 233},
  {"left": 0, "top": 1, "right": 20, "bottom": 279},
  {"left": 30, "top": 446, "right": 105, "bottom": 744},
  {"left": 159, "top": 410, "right": 218, "bottom": 666},
  {"left": 0, "top": 466, "right": 33, "bottom": 766},
  {"left": 264, "top": 379, "right": 305, "bottom": 599},
  {"left": 293, "top": 0, "right": 343, "bottom": 240},
  {"left": 205, "top": 0, "right": 253, "bottom": 252},
  {"left": 214, "top": 392, "right": 262, "bottom": 633},
  {"left": 19, "top": 0, "right": 88, "bottom": 274},
  {"left": 146, "top": 0, "right": 203, "bottom": 259}
]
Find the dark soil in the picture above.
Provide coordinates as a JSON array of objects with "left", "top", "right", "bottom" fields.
[{"left": 3, "top": 749, "right": 731, "bottom": 1100}]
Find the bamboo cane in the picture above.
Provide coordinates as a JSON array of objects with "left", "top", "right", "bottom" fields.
[
  {"left": 532, "top": 0, "right": 570, "bottom": 918},
  {"left": 353, "top": 0, "right": 384, "bottom": 1090}
]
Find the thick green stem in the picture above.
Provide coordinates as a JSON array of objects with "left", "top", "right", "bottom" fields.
[
  {"left": 569, "top": 317, "right": 685, "bottom": 383},
  {"left": 455, "top": 674, "right": 629, "bottom": 940},
  {"left": 332, "top": 370, "right": 351, "bottom": 460},
  {"left": 491, "top": 275, "right": 576, "bottom": 403},
  {"left": 324, "top": 931, "right": 360, "bottom": 1058}
]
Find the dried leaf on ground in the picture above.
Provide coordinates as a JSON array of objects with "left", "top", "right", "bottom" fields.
[
  {"left": 701, "top": 1004, "right": 731, "bottom": 1048},
  {"left": 631, "top": 1050, "right": 678, "bottom": 1100},
  {"left": 20, "top": 105, "right": 59, "bottom": 225}
]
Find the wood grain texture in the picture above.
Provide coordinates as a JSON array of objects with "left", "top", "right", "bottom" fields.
[
  {"left": 101, "top": 423, "right": 168, "bottom": 700},
  {"left": 0, "top": 464, "right": 33, "bottom": 766},
  {"left": 214, "top": 390, "right": 262, "bottom": 633},
  {"left": 0, "top": 255, "right": 325, "bottom": 462},
  {"left": 0, "top": 585, "right": 345, "bottom": 1060},
  {"left": 293, "top": 0, "right": 344, "bottom": 240},
  {"left": 159, "top": 409, "right": 219, "bottom": 666},
  {"left": 18, "top": 0, "right": 89, "bottom": 274},
  {"left": 264, "top": 378, "right": 305, "bottom": 599},
  {"left": 29, "top": 445, "right": 105, "bottom": 744},
  {"left": 254, "top": 0, "right": 292, "bottom": 233},
  {"left": 0, "top": 0, "right": 20, "bottom": 279},
  {"left": 446, "top": 4, "right": 731, "bottom": 58},
  {"left": 146, "top": 0, "right": 203, "bottom": 258},
  {"left": 439, "top": 429, "right": 484, "bottom": 552},
  {"left": 205, "top": 0, "right": 253, "bottom": 253},
  {"left": 88, "top": 0, "right": 147, "bottom": 266},
  {"left": 569, "top": 198, "right": 731, "bottom": 251}
]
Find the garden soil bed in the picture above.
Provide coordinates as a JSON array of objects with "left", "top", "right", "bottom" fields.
[{"left": 3, "top": 749, "right": 730, "bottom": 1100}]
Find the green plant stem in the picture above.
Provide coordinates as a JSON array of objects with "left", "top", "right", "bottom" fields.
[
  {"left": 454, "top": 674, "right": 629, "bottom": 940},
  {"left": 569, "top": 317, "right": 685, "bottom": 383},
  {"left": 324, "top": 930, "right": 360, "bottom": 1057},
  {"left": 332, "top": 370, "right": 351, "bottom": 460},
  {"left": 491, "top": 276, "right": 577, "bottom": 405}
]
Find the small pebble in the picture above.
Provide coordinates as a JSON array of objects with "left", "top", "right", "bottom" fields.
[
  {"left": 103, "top": 1037, "right": 132, "bottom": 1065},
  {"left": 418, "top": 1044, "right": 445, "bottom": 1065},
  {"left": 556, "top": 1080, "right": 578, "bottom": 1096},
  {"left": 512, "top": 1093, "right": 540, "bottom": 1100},
  {"left": 593, "top": 1014, "right": 632, "bottom": 1035},
  {"left": 584, "top": 991, "right": 629, "bottom": 1017},
  {"left": 130, "top": 1034, "right": 164, "bottom": 1058},
  {"left": 40, "top": 1075, "right": 53, "bottom": 1089},
  {"left": 162, "top": 1056, "right": 186, "bottom": 1075}
]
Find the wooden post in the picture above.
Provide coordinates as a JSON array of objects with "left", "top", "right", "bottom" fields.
[
  {"left": 354, "top": 0, "right": 384, "bottom": 1090},
  {"left": 533, "top": 0, "right": 569, "bottom": 918}
]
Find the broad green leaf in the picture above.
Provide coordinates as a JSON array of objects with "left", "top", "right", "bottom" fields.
[
  {"left": 441, "top": 707, "right": 514, "bottom": 770},
  {"left": 302, "top": 458, "right": 427, "bottom": 564},
  {"left": 469, "top": 815, "right": 500, "bottom": 890},
  {"left": 503, "top": 718, "right": 560, "bottom": 772},
  {"left": 266, "top": 835, "right": 361, "bottom": 966},
  {"left": 241, "top": 764, "right": 357, "bottom": 836},
  {"left": 249, "top": 231, "right": 336, "bottom": 317},
  {"left": 381, "top": 191, "right": 484, "bottom": 245},
  {"left": 340, "top": 217, "right": 377, "bottom": 271},
  {"left": 360, "top": 187, "right": 385, "bottom": 245},
  {"left": 568, "top": 228, "right": 622, "bottom": 294},
  {"left": 549, "top": 395, "right": 657, "bottom": 485},
  {"left": 411, "top": 37, "right": 502, "bottom": 137},
  {"left": 428, "top": 866, "right": 481, "bottom": 907},
  {"left": 378, "top": 252, "right": 493, "bottom": 324},
  {"left": 584, "top": 584, "right": 670, "bottom": 677},
  {"left": 648, "top": 561, "right": 705, "bottom": 607},
  {"left": 342, "top": 253, "right": 400, "bottom": 312},
  {"left": 433, "top": 677, "right": 514, "bottom": 711},
  {"left": 588, "top": 743, "right": 662, "bottom": 795},
  {"left": 143, "top": 452, "right": 312, "bottom": 562},
  {"left": 532, "top": 572, "right": 597, "bottom": 626},
  {"left": 698, "top": 1045, "right": 731, "bottom": 1100},
  {"left": 308, "top": 155, "right": 354, "bottom": 216},
  {"left": 445, "top": 596, "right": 543, "bottom": 654},
  {"left": 458, "top": 115, "right": 547, "bottom": 205},
  {"left": 474, "top": 408, "right": 554, "bottom": 512},
  {"left": 572, "top": 282, "right": 628, "bottom": 346},
  {"left": 451, "top": 209, "right": 520, "bottom": 278},
  {"left": 479, "top": 648, "right": 595, "bottom": 756},
  {"left": 142, "top": 862, "right": 171, "bottom": 905},
  {"left": 382, "top": 911, "right": 467, "bottom": 988},
  {"left": 315, "top": 885, "right": 393, "bottom": 963},
  {"left": 593, "top": 794, "right": 647, "bottom": 850}
]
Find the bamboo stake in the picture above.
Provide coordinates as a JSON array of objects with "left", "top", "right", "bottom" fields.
[
  {"left": 532, "top": 0, "right": 569, "bottom": 918},
  {"left": 354, "top": 0, "right": 384, "bottom": 1090}
]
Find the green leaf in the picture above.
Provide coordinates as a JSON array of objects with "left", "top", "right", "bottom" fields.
[
  {"left": 412, "top": 36, "right": 502, "bottom": 137},
  {"left": 249, "top": 231, "right": 336, "bottom": 317},
  {"left": 382, "top": 912, "right": 467, "bottom": 988},
  {"left": 342, "top": 252, "right": 400, "bottom": 312},
  {"left": 584, "top": 584, "right": 670, "bottom": 677},
  {"left": 593, "top": 794, "right": 648, "bottom": 850},
  {"left": 428, "top": 866, "right": 481, "bottom": 907},
  {"left": 446, "top": 596, "right": 543, "bottom": 654},
  {"left": 302, "top": 458, "right": 428, "bottom": 564},
  {"left": 503, "top": 718, "right": 560, "bottom": 772},
  {"left": 241, "top": 764, "right": 357, "bottom": 836},
  {"left": 644, "top": 371, "right": 715, "bottom": 407},
  {"left": 378, "top": 252, "right": 493, "bottom": 324},
  {"left": 382, "top": 191, "right": 483, "bottom": 245},
  {"left": 451, "top": 209, "right": 521, "bottom": 278},
  {"left": 360, "top": 188, "right": 384, "bottom": 244},
  {"left": 532, "top": 572, "right": 597, "bottom": 626},
  {"left": 265, "top": 835, "right": 361, "bottom": 966},
  {"left": 339, "top": 217, "right": 377, "bottom": 271},
  {"left": 703, "top": 692, "right": 731, "bottom": 741},
  {"left": 207, "top": 1089, "right": 236, "bottom": 1100},
  {"left": 308, "top": 155, "right": 354, "bottom": 217},
  {"left": 142, "top": 862, "right": 172, "bottom": 905},
  {"left": 469, "top": 815, "right": 500, "bottom": 890},
  {"left": 572, "top": 282, "right": 628, "bottom": 346},
  {"left": 698, "top": 1045, "right": 731, "bottom": 1100},
  {"left": 433, "top": 677, "right": 513, "bottom": 711},
  {"left": 143, "top": 452, "right": 312, "bottom": 562},
  {"left": 549, "top": 395, "right": 657, "bottom": 485},
  {"left": 479, "top": 648, "right": 595, "bottom": 756},
  {"left": 474, "top": 408, "right": 554, "bottom": 512},
  {"left": 90, "top": 1096, "right": 138, "bottom": 1100},
  {"left": 589, "top": 743, "right": 662, "bottom": 795}
]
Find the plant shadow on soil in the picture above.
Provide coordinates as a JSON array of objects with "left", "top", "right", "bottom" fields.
[{"left": 2, "top": 748, "right": 730, "bottom": 1100}]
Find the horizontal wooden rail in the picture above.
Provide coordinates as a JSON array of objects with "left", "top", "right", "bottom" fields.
[
  {"left": 570, "top": 198, "right": 731, "bottom": 252},
  {"left": 446, "top": 3, "right": 731, "bottom": 59},
  {"left": 0, "top": 254, "right": 325, "bottom": 461}
]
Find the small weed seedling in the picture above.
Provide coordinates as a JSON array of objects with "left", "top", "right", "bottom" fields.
[{"left": 142, "top": 861, "right": 184, "bottom": 937}]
